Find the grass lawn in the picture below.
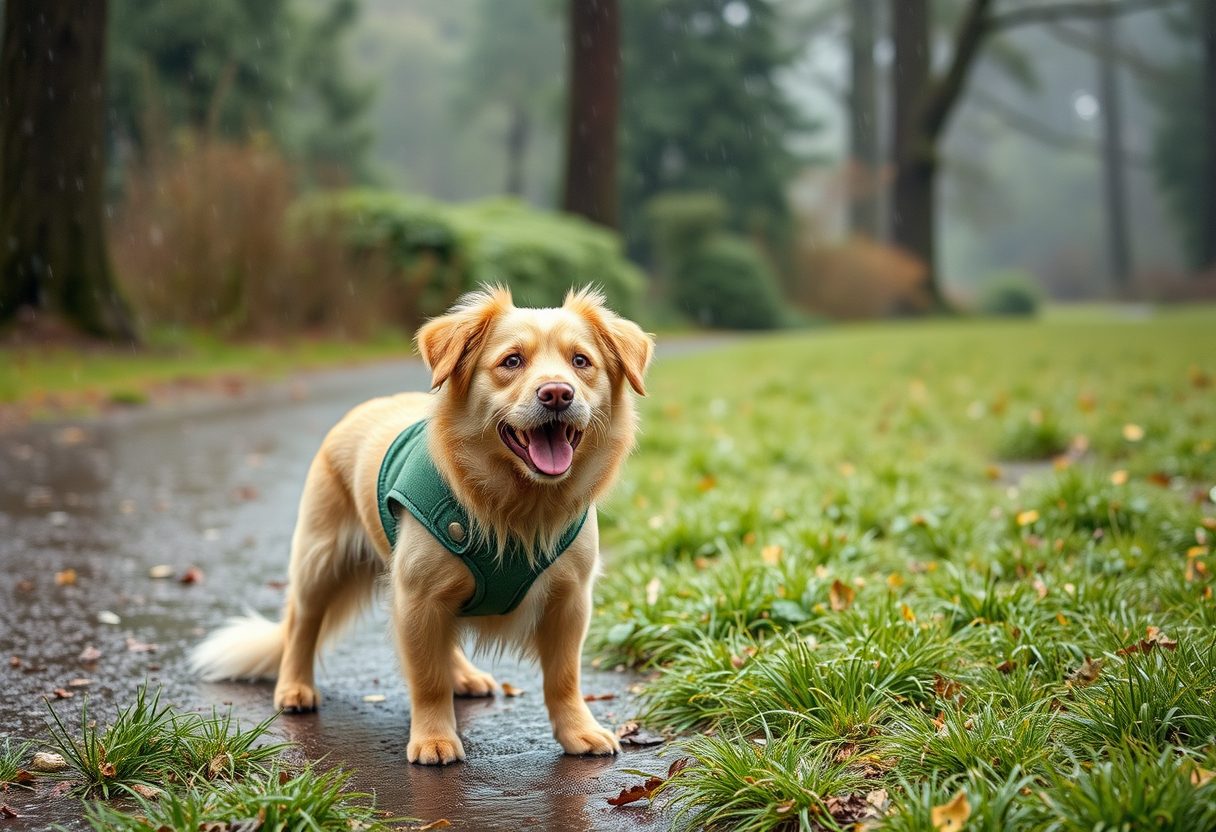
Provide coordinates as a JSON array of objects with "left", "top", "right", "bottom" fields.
[
  {"left": 0, "top": 328, "right": 415, "bottom": 413},
  {"left": 593, "top": 305, "right": 1216, "bottom": 830}
]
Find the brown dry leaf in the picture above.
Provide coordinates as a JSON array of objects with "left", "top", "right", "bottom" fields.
[
  {"left": 126, "top": 637, "right": 159, "bottom": 653},
  {"left": 1147, "top": 472, "right": 1172, "bottom": 487},
  {"left": 179, "top": 566, "right": 204, "bottom": 584},
  {"left": 78, "top": 645, "right": 102, "bottom": 663},
  {"left": 130, "top": 784, "right": 160, "bottom": 799},
  {"left": 933, "top": 674, "right": 963, "bottom": 703},
  {"left": 58, "top": 427, "right": 86, "bottom": 445},
  {"left": 830, "top": 579, "right": 855, "bottom": 612},
  {"left": 996, "top": 660, "right": 1017, "bottom": 674},
  {"left": 68, "top": 678, "right": 91, "bottom": 687},
  {"left": 583, "top": 693, "right": 615, "bottom": 702},
  {"left": 99, "top": 762, "right": 116, "bottom": 779},
  {"left": 11, "top": 771, "right": 34, "bottom": 785},
  {"left": 1067, "top": 658, "right": 1103, "bottom": 688},
  {"left": 834, "top": 743, "right": 859, "bottom": 764},
  {"left": 49, "top": 780, "right": 76, "bottom": 797},
  {"left": 16, "top": 581, "right": 33, "bottom": 592},
  {"left": 607, "top": 779, "right": 662, "bottom": 807},
  {"left": 1191, "top": 766, "right": 1215, "bottom": 787},
  {"left": 0, "top": 805, "right": 18, "bottom": 819},
  {"left": 54, "top": 569, "right": 77, "bottom": 586},
  {"left": 51, "top": 688, "right": 73, "bottom": 699},
  {"left": 931, "top": 789, "right": 971, "bottom": 830},
  {"left": 415, "top": 821, "right": 451, "bottom": 831},
  {"left": 825, "top": 793, "right": 874, "bottom": 825},
  {"left": 8, "top": 657, "right": 18, "bottom": 668},
  {"left": 616, "top": 721, "right": 665, "bottom": 746},
  {"left": 500, "top": 682, "right": 524, "bottom": 697}
]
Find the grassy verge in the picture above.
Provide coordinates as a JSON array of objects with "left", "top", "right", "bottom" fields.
[
  {"left": 595, "top": 306, "right": 1216, "bottom": 830},
  {"left": 0, "top": 327, "right": 414, "bottom": 413},
  {"left": 1, "top": 686, "right": 403, "bottom": 831}
]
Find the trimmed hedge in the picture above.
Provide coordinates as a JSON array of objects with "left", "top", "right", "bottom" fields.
[{"left": 292, "top": 190, "right": 643, "bottom": 320}]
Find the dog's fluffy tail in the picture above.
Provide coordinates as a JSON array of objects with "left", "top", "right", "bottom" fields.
[{"left": 190, "top": 612, "right": 285, "bottom": 681}]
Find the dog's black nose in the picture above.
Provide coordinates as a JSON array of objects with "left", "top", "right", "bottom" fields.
[{"left": 537, "top": 381, "right": 575, "bottom": 412}]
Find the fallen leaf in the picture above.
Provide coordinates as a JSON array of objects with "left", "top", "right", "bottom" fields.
[
  {"left": 996, "top": 660, "right": 1016, "bottom": 674},
  {"left": 51, "top": 688, "right": 73, "bottom": 699},
  {"left": 1122, "top": 423, "right": 1145, "bottom": 442},
  {"left": 833, "top": 743, "right": 858, "bottom": 763},
  {"left": 1057, "top": 612, "right": 1069, "bottom": 626},
  {"left": 99, "top": 763, "right": 116, "bottom": 779},
  {"left": 932, "top": 790, "right": 971, "bottom": 830},
  {"left": 1067, "top": 657, "right": 1103, "bottom": 688},
  {"left": 1016, "top": 510, "right": 1039, "bottom": 527},
  {"left": 829, "top": 579, "right": 854, "bottom": 612},
  {"left": 362, "top": 694, "right": 386, "bottom": 703},
  {"left": 232, "top": 486, "right": 260, "bottom": 501},
  {"left": 607, "top": 780, "right": 661, "bottom": 807},
  {"left": 583, "top": 693, "right": 615, "bottom": 702},
  {"left": 54, "top": 569, "right": 77, "bottom": 586},
  {"left": 58, "top": 427, "right": 86, "bottom": 445},
  {"left": 1188, "top": 546, "right": 1209, "bottom": 559},
  {"left": 900, "top": 603, "right": 916, "bottom": 622},
  {"left": 866, "top": 788, "right": 889, "bottom": 808},
  {"left": 148, "top": 565, "right": 174, "bottom": 579},
  {"left": 125, "top": 637, "right": 159, "bottom": 653},
  {"left": 8, "top": 657, "right": 17, "bottom": 668},
  {"left": 31, "top": 752, "right": 69, "bottom": 773},
  {"left": 761, "top": 545, "right": 783, "bottom": 565},
  {"left": 16, "top": 581, "right": 33, "bottom": 592},
  {"left": 415, "top": 821, "right": 451, "bottom": 831},
  {"left": 1110, "top": 470, "right": 1129, "bottom": 485},
  {"left": 179, "top": 566, "right": 204, "bottom": 584},
  {"left": 1192, "top": 766, "right": 1215, "bottom": 787},
  {"left": 0, "top": 805, "right": 18, "bottom": 819},
  {"left": 1148, "top": 472, "right": 1172, "bottom": 487},
  {"left": 501, "top": 682, "right": 524, "bottom": 697},
  {"left": 49, "top": 781, "right": 76, "bottom": 797},
  {"left": 645, "top": 577, "right": 661, "bottom": 606},
  {"left": 825, "top": 793, "right": 875, "bottom": 825},
  {"left": 616, "top": 721, "right": 665, "bottom": 746},
  {"left": 933, "top": 674, "right": 963, "bottom": 703},
  {"left": 130, "top": 784, "right": 160, "bottom": 799},
  {"left": 78, "top": 646, "right": 102, "bottom": 663}
]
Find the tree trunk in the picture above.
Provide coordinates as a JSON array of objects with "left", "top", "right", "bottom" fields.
[
  {"left": 849, "top": 0, "right": 880, "bottom": 238},
  {"left": 0, "top": 0, "right": 135, "bottom": 340},
  {"left": 1203, "top": 0, "right": 1216, "bottom": 271},
  {"left": 891, "top": 0, "right": 944, "bottom": 305},
  {"left": 561, "top": 0, "right": 620, "bottom": 229},
  {"left": 505, "top": 106, "right": 530, "bottom": 198},
  {"left": 1097, "top": 9, "right": 1132, "bottom": 291}
]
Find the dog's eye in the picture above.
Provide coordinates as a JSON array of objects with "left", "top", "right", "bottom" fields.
[
  {"left": 572, "top": 354, "right": 590, "bottom": 369},
  {"left": 501, "top": 354, "right": 523, "bottom": 369}
]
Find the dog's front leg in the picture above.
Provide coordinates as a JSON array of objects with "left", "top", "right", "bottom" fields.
[
  {"left": 393, "top": 582, "right": 464, "bottom": 765},
  {"left": 537, "top": 581, "right": 620, "bottom": 756}
]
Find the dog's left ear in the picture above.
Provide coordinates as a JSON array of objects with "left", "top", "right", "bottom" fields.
[
  {"left": 416, "top": 287, "right": 513, "bottom": 395},
  {"left": 566, "top": 289, "right": 654, "bottom": 396}
]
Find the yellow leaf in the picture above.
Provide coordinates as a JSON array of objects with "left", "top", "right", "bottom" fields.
[
  {"left": 1188, "top": 546, "right": 1209, "bottom": 559},
  {"left": 931, "top": 790, "right": 971, "bottom": 830},
  {"left": 1056, "top": 612, "right": 1069, "bottom": 626},
  {"left": 1110, "top": 470, "right": 1129, "bottom": 485},
  {"left": 1017, "top": 510, "right": 1039, "bottom": 527},
  {"left": 887, "top": 573, "right": 904, "bottom": 589},
  {"left": 901, "top": 604, "right": 916, "bottom": 622},
  {"left": 1192, "top": 766, "right": 1215, "bottom": 787},
  {"left": 830, "top": 579, "right": 855, "bottom": 612},
  {"left": 761, "top": 545, "right": 783, "bottom": 565},
  {"left": 838, "top": 462, "right": 856, "bottom": 477},
  {"left": 1122, "top": 423, "right": 1145, "bottom": 442}
]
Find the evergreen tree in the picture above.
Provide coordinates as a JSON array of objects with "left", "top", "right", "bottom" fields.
[
  {"left": 107, "top": 0, "right": 374, "bottom": 180},
  {"left": 619, "top": 0, "right": 804, "bottom": 252}
]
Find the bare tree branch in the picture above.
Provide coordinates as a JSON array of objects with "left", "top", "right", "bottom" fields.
[
  {"left": 921, "top": 0, "right": 995, "bottom": 142},
  {"left": 1043, "top": 21, "right": 1170, "bottom": 84},
  {"left": 992, "top": 0, "right": 1179, "bottom": 31}
]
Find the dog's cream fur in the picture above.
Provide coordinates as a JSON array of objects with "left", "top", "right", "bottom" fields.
[{"left": 191, "top": 287, "right": 653, "bottom": 765}]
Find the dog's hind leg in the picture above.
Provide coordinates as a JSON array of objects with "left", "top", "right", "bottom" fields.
[{"left": 450, "top": 646, "right": 496, "bottom": 696}]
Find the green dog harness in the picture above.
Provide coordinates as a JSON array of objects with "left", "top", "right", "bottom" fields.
[{"left": 377, "top": 419, "right": 588, "bottom": 617}]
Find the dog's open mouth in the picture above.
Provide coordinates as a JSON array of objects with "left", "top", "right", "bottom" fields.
[{"left": 498, "top": 421, "right": 583, "bottom": 477}]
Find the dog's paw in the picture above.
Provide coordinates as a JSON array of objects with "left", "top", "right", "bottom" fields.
[
  {"left": 274, "top": 681, "right": 320, "bottom": 714},
  {"left": 407, "top": 734, "right": 465, "bottom": 765},
  {"left": 452, "top": 666, "right": 497, "bottom": 697},
  {"left": 555, "top": 721, "right": 620, "bottom": 757}
]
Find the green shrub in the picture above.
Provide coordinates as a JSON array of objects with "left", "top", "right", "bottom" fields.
[
  {"left": 977, "top": 271, "right": 1042, "bottom": 317},
  {"left": 646, "top": 192, "right": 729, "bottom": 271},
  {"left": 673, "top": 235, "right": 784, "bottom": 329},
  {"left": 449, "top": 198, "right": 644, "bottom": 314}
]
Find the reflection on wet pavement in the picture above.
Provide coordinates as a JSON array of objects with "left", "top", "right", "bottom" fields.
[{"left": 0, "top": 347, "right": 723, "bottom": 831}]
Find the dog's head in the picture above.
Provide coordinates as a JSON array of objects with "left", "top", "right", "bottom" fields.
[{"left": 416, "top": 286, "right": 652, "bottom": 486}]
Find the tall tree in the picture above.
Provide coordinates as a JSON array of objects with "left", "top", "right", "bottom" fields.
[
  {"left": 1204, "top": 0, "right": 1216, "bottom": 269},
  {"left": 0, "top": 0, "right": 136, "bottom": 339},
  {"left": 457, "top": 0, "right": 563, "bottom": 198},
  {"left": 563, "top": 0, "right": 621, "bottom": 228},
  {"left": 890, "top": 0, "right": 1172, "bottom": 305},
  {"left": 1096, "top": 8, "right": 1132, "bottom": 289},
  {"left": 620, "top": 0, "right": 804, "bottom": 252},
  {"left": 849, "top": 0, "right": 880, "bottom": 238}
]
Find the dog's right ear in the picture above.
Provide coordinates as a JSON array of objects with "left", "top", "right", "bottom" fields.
[{"left": 415, "top": 287, "right": 513, "bottom": 395}]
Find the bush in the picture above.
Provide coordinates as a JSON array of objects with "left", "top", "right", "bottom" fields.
[
  {"left": 792, "top": 234, "right": 931, "bottom": 320},
  {"left": 646, "top": 192, "right": 729, "bottom": 271},
  {"left": 977, "top": 271, "right": 1041, "bottom": 317},
  {"left": 449, "top": 199, "right": 644, "bottom": 314},
  {"left": 672, "top": 235, "right": 784, "bottom": 330}
]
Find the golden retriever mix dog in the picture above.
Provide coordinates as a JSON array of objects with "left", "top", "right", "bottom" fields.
[{"left": 191, "top": 287, "right": 653, "bottom": 765}]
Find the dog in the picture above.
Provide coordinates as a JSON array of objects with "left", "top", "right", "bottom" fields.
[{"left": 191, "top": 286, "right": 653, "bottom": 765}]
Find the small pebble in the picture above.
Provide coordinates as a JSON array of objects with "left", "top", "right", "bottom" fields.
[
  {"left": 97, "top": 611, "right": 121, "bottom": 625},
  {"left": 31, "top": 752, "right": 69, "bottom": 773}
]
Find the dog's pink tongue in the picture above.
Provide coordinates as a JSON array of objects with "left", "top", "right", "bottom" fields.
[{"left": 526, "top": 423, "right": 573, "bottom": 476}]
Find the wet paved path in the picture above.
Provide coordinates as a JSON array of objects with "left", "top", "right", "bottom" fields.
[{"left": 0, "top": 337, "right": 732, "bottom": 831}]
